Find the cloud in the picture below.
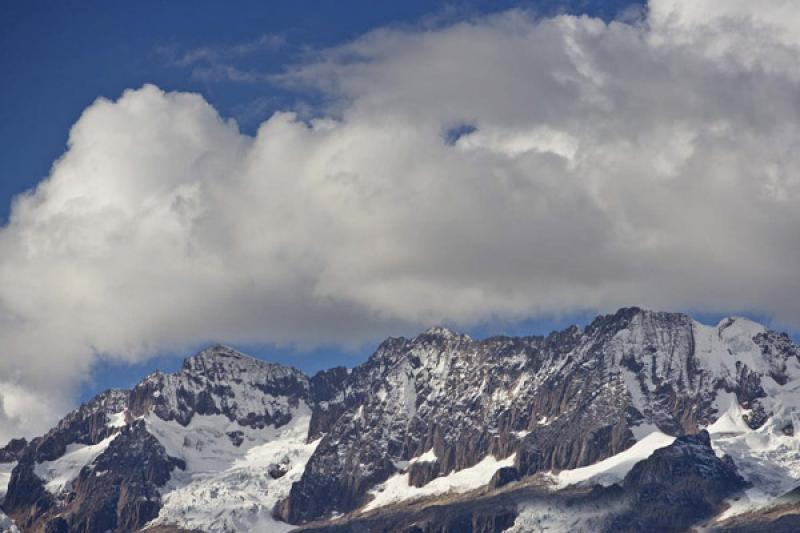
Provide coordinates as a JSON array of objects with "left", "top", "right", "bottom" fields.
[
  {"left": 189, "top": 64, "right": 271, "bottom": 83},
  {"left": 3, "top": 0, "right": 800, "bottom": 439},
  {"left": 176, "top": 33, "right": 287, "bottom": 66},
  {"left": 157, "top": 33, "right": 285, "bottom": 83}
]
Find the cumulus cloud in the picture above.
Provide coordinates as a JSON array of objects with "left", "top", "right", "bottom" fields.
[{"left": 2, "top": 0, "right": 800, "bottom": 439}]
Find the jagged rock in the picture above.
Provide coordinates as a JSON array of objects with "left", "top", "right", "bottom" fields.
[
  {"left": 226, "top": 430, "right": 245, "bottom": 446},
  {"left": 0, "top": 439, "right": 27, "bottom": 463},
  {"left": 44, "top": 516, "right": 69, "bottom": 533},
  {"left": 268, "top": 462, "right": 289, "bottom": 479},
  {"left": 3, "top": 345, "right": 314, "bottom": 533},
  {"left": 0, "top": 390, "right": 128, "bottom": 529},
  {"left": 128, "top": 344, "right": 309, "bottom": 429},
  {"left": 7, "top": 421, "right": 184, "bottom": 533},
  {"left": 4, "top": 308, "right": 799, "bottom": 532},
  {"left": 33, "top": 389, "right": 128, "bottom": 462},
  {"left": 610, "top": 430, "right": 748, "bottom": 532},
  {"left": 2, "top": 458, "right": 54, "bottom": 530},
  {"left": 408, "top": 460, "right": 441, "bottom": 488},
  {"left": 283, "top": 308, "right": 793, "bottom": 523},
  {"left": 489, "top": 467, "right": 518, "bottom": 489},
  {"left": 308, "top": 366, "right": 353, "bottom": 441}
]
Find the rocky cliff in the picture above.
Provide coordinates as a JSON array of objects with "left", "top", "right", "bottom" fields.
[{"left": 1, "top": 307, "right": 799, "bottom": 532}]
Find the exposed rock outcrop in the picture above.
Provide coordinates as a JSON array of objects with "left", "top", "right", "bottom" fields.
[
  {"left": 3, "top": 308, "right": 798, "bottom": 532},
  {"left": 281, "top": 308, "right": 793, "bottom": 523},
  {"left": 612, "top": 430, "right": 748, "bottom": 531}
]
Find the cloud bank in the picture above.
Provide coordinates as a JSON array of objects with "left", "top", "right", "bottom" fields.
[{"left": 2, "top": 0, "right": 800, "bottom": 440}]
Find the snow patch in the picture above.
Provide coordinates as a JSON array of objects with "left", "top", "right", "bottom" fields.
[
  {"left": 107, "top": 410, "right": 127, "bottom": 428},
  {"left": 363, "top": 453, "right": 516, "bottom": 512},
  {"left": 409, "top": 449, "right": 437, "bottom": 464},
  {"left": 504, "top": 498, "right": 623, "bottom": 533},
  {"left": 0, "top": 462, "right": 19, "bottom": 531},
  {"left": 630, "top": 422, "right": 662, "bottom": 441},
  {"left": 34, "top": 434, "right": 118, "bottom": 494},
  {"left": 0, "top": 461, "right": 15, "bottom": 501},
  {"left": 553, "top": 431, "right": 675, "bottom": 488},
  {"left": 710, "top": 402, "right": 800, "bottom": 520},
  {"left": 708, "top": 396, "right": 751, "bottom": 436},
  {"left": 147, "top": 403, "right": 319, "bottom": 533}
]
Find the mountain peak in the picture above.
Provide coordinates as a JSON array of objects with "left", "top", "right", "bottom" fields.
[
  {"left": 420, "top": 326, "right": 471, "bottom": 341},
  {"left": 181, "top": 343, "right": 250, "bottom": 370},
  {"left": 195, "top": 342, "right": 247, "bottom": 359},
  {"left": 716, "top": 315, "right": 767, "bottom": 336},
  {"left": 7, "top": 307, "right": 800, "bottom": 533}
]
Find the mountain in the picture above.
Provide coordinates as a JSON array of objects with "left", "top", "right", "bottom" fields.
[{"left": 2, "top": 307, "right": 800, "bottom": 532}]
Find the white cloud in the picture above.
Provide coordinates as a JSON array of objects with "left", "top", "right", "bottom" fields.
[
  {"left": 2, "top": 0, "right": 800, "bottom": 439},
  {"left": 157, "top": 33, "right": 285, "bottom": 83}
]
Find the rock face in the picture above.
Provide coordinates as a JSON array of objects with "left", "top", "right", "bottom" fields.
[
  {"left": 0, "top": 439, "right": 27, "bottom": 463},
  {"left": 280, "top": 308, "right": 798, "bottom": 523},
  {"left": 300, "top": 430, "right": 749, "bottom": 533},
  {"left": 3, "top": 388, "right": 130, "bottom": 530},
  {"left": 39, "top": 421, "right": 184, "bottom": 533},
  {"left": 2, "top": 345, "right": 315, "bottom": 533},
  {"left": 3, "top": 308, "right": 799, "bottom": 532},
  {"left": 128, "top": 344, "right": 310, "bottom": 429},
  {"left": 612, "top": 430, "right": 748, "bottom": 531}
]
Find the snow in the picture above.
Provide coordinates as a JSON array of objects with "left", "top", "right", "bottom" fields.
[
  {"left": 145, "top": 345, "right": 309, "bottom": 430},
  {"left": 363, "top": 453, "right": 516, "bottom": 512},
  {"left": 107, "top": 410, "right": 127, "bottom": 428},
  {"left": 710, "top": 400, "right": 800, "bottom": 521},
  {"left": 695, "top": 323, "right": 800, "bottom": 522},
  {"left": 692, "top": 318, "right": 768, "bottom": 381},
  {"left": 33, "top": 434, "right": 118, "bottom": 494},
  {"left": 708, "top": 395, "right": 751, "bottom": 436},
  {"left": 504, "top": 498, "right": 623, "bottom": 533},
  {"left": 146, "top": 403, "right": 319, "bottom": 533},
  {"left": 554, "top": 431, "right": 675, "bottom": 488},
  {"left": 0, "top": 461, "right": 14, "bottom": 500},
  {"left": 621, "top": 369, "right": 647, "bottom": 415},
  {"left": 423, "top": 327, "right": 471, "bottom": 342},
  {"left": 630, "top": 422, "right": 662, "bottom": 441},
  {"left": 0, "top": 512, "right": 18, "bottom": 533},
  {"left": 409, "top": 449, "right": 437, "bottom": 464},
  {"left": 0, "top": 461, "right": 18, "bottom": 532}
]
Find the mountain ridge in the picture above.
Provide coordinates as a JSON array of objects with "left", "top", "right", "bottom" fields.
[{"left": 2, "top": 307, "right": 800, "bottom": 532}]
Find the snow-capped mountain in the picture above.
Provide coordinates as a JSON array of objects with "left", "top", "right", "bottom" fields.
[{"left": 2, "top": 308, "right": 800, "bottom": 532}]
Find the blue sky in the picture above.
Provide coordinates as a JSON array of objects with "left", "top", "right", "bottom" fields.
[{"left": 3, "top": 0, "right": 800, "bottom": 427}]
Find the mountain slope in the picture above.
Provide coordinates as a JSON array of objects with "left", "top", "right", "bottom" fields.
[
  {"left": 1, "top": 307, "right": 799, "bottom": 532},
  {"left": 2, "top": 345, "right": 318, "bottom": 533},
  {"left": 280, "top": 308, "right": 800, "bottom": 524}
]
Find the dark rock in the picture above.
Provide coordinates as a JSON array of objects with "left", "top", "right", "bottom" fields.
[
  {"left": 44, "top": 516, "right": 69, "bottom": 533},
  {"left": 281, "top": 309, "right": 796, "bottom": 524},
  {"left": 0, "top": 438, "right": 27, "bottom": 463},
  {"left": 6, "top": 310, "right": 799, "bottom": 531},
  {"left": 269, "top": 462, "right": 289, "bottom": 479},
  {"left": 128, "top": 344, "right": 310, "bottom": 429},
  {"left": 308, "top": 366, "right": 354, "bottom": 441},
  {"left": 489, "top": 467, "right": 519, "bottom": 489},
  {"left": 227, "top": 430, "right": 245, "bottom": 447},
  {"left": 5, "top": 420, "right": 183, "bottom": 533},
  {"left": 408, "top": 460, "right": 441, "bottom": 488},
  {"left": 33, "top": 389, "right": 129, "bottom": 462},
  {"left": 610, "top": 430, "right": 748, "bottom": 532}
]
